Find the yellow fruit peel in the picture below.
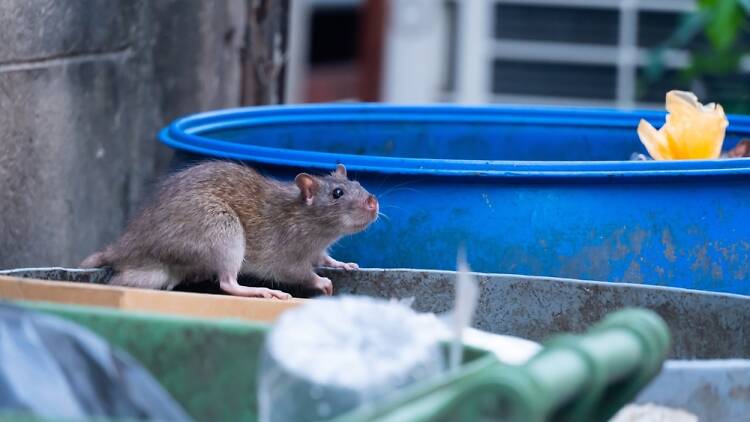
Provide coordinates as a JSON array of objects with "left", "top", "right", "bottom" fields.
[{"left": 637, "top": 90, "right": 728, "bottom": 160}]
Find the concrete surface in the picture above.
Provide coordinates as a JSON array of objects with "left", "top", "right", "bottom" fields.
[{"left": 0, "top": 0, "right": 245, "bottom": 267}]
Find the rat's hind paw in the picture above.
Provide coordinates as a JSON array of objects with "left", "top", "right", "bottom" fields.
[
  {"left": 254, "top": 288, "right": 292, "bottom": 300},
  {"left": 220, "top": 278, "right": 292, "bottom": 300},
  {"left": 310, "top": 275, "right": 333, "bottom": 296}
]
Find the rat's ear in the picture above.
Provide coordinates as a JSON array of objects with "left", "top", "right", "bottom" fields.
[
  {"left": 332, "top": 164, "right": 347, "bottom": 179},
  {"left": 295, "top": 173, "right": 319, "bottom": 205}
]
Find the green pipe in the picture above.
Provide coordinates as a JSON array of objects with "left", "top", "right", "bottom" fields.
[{"left": 343, "top": 308, "right": 670, "bottom": 422}]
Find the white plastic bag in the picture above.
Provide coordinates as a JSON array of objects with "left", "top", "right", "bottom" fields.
[{"left": 258, "top": 295, "right": 446, "bottom": 422}]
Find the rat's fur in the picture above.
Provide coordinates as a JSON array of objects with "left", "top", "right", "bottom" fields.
[{"left": 81, "top": 161, "right": 378, "bottom": 299}]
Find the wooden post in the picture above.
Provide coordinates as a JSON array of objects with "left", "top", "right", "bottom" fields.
[{"left": 241, "top": 0, "right": 290, "bottom": 105}]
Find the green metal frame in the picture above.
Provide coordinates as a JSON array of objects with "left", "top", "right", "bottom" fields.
[{"left": 3, "top": 301, "right": 669, "bottom": 422}]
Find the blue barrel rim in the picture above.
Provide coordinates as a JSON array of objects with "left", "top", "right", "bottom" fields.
[{"left": 159, "top": 103, "right": 750, "bottom": 178}]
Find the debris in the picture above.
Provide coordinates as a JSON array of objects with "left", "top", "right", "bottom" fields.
[
  {"left": 723, "top": 139, "right": 750, "bottom": 158},
  {"left": 610, "top": 403, "right": 698, "bottom": 422},
  {"left": 257, "top": 295, "right": 445, "bottom": 422},
  {"left": 637, "top": 91, "right": 728, "bottom": 160}
]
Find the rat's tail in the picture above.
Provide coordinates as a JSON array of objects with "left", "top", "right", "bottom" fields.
[{"left": 80, "top": 248, "right": 112, "bottom": 268}]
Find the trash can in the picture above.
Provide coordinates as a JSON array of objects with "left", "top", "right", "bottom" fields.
[
  {"left": 3, "top": 268, "right": 746, "bottom": 420},
  {"left": 2, "top": 267, "right": 746, "bottom": 358},
  {"left": 160, "top": 104, "right": 750, "bottom": 295}
]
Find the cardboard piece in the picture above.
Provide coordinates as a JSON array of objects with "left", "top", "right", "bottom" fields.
[{"left": 0, "top": 275, "right": 304, "bottom": 322}]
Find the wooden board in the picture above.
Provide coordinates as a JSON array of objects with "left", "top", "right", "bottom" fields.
[{"left": 0, "top": 275, "right": 304, "bottom": 322}]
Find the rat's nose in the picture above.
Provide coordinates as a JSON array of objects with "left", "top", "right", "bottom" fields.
[{"left": 365, "top": 195, "right": 378, "bottom": 211}]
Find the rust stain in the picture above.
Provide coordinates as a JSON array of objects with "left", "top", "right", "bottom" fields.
[
  {"left": 709, "top": 240, "right": 750, "bottom": 281},
  {"left": 686, "top": 383, "right": 723, "bottom": 417},
  {"left": 623, "top": 261, "right": 643, "bottom": 284},
  {"left": 628, "top": 228, "right": 648, "bottom": 255},
  {"left": 715, "top": 243, "right": 732, "bottom": 262},
  {"left": 729, "top": 385, "right": 750, "bottom": 401},
  {"left": 661, "top": 228, "right": 677, "bottom": 263},
  {"left": 690, "top": 244, "right": 709, "bottom": 272},
  {"left": 733, "top": 267, "right": 750, "bottom": 281},
  {"left": 612, "top": 228, "right": 628, "bottom": 260},
  {"left": 711, "top": 263, "right": 723, "bottom": 281}
]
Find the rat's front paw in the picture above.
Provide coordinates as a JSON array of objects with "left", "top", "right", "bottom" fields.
[
  {"left": 323, "top": 256, "right": 360, "bottom": 271},
  {"left": 310, "top": 275, "right": 333, "bottom": 296},
  {"left": 332, "top": 261, "right": 359, "bottom": 271}
]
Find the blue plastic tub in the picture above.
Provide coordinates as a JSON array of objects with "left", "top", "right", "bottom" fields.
[{"left": 159, "top": 104, "right": 750, "bottom": 295}]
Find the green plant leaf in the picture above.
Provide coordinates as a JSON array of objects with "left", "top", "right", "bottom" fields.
[
  {"left": 691, "top": 50, "right": 742, "bottom": 74},
  {"left": 705, "top": 0, "right": 743, "bottom": 51}
]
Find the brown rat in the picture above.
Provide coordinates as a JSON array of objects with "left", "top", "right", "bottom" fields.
[{"left": 80, "top": 161, "right": 379, "bottom": 299}]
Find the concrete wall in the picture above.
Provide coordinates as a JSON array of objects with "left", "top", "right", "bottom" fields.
[{"left": 0, "top": 0, "right": 246, "bottom": 267}]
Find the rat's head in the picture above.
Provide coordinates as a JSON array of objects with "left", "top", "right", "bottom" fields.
[{"left": 294, "top": 164, "right": 378, "bottom": 234}]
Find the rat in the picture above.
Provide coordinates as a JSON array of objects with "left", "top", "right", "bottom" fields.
[{"left": 80, "top": 161, "right": 379, "bottom": 299}]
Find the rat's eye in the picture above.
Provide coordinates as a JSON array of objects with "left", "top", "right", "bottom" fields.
[{"left": 332, "top": 188, "right": 344, "bottom": 199}]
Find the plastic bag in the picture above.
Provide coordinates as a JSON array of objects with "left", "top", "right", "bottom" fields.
[
  {"left": 0, "top": 302, "right": 191, "bottom": 421},
  {"left": 258, "top": 295, "right": 445, "bottom": 422},
  {"left": 637, "top": 90, "right": 728, "bottom": 160}
]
